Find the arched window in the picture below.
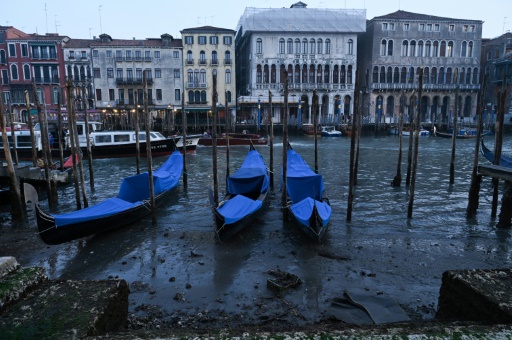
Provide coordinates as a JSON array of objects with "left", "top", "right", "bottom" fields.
[
  {"left": 256, "top": 38, "right": 262, "bottom": 54},
  {"left": 287, "top": 39, "right": 293, "bottom": 54},
  {"left": 256, "top": 65, "right": 262, "bottom": 83},
  {"left": 323, "top": 64, "right": 329, "bottom": 83},
  {"left": 271, "top": 64, "right": 277, "bottom": 83},
  {"left": 472, "top": 68, "right": 478, "bottom": 84},
  {"left": 302, "top": 38, "right": 308, "bottom": 54},
  {"left": 333, "top": 65, "right": 339, "bottom": 84},
  {"left": 225, "top": 69, "right": 231, "bottom": 84},
  {"left": 199, "top": 51, "right": 206, "bottom": 64},
  {"left": 200, "top": 90, "right": 207, "bottom": 103},
  {"left": 425, "top": 41, "right": 432, "bottom": 57},
  {"left": 431, "top": 67, "right": 437, "bottom": 83},
  {"left": 466, "top": 69, "right": 471, "bottom": 84},
  {"left": 317, "top": 39, "right": 323, "bottom": 54},
  {"left": 211, "top": 51, "right": 218, "bottom": 64},
  {"left": 347, "top": 65, "right": 352, "bottom": 84},
  {"left": 294, "top": 64, "right": 300, "bottom": 83},
  {"left": 380, "top": 66, "right": 385, "bottom": 83},
  {"left": 186, "top": 50, "right": 193, "bottom": 63},
  {"left": 309, "top": 64, "right": 315, "bottom": 83},
  {"left": 439, "top": 67, "right": 445, "bottom": 84},
  {"left": 372, "top": 66, "right": 378, "bottom": 83},
  {"left": 387, "top": 66, "right": 393, "bottom": 83},
  {"left": 433, "top": 41, "right": 439, "bottom": 57},
  {"left": 387, "top": 40, "right": 393, "bottom": 56},
  {"left": 393, "top": 67, "right": 400, "bottom": 83},
  {"left": 418, "top": 41, "right": 424, "bottom": 57},
  {"left": 340, "top": 65, "right": 346, "bottom": 83},
  {"left": 10, "top": 64, "right": 18, "bottom": 80},
  {"left": 400, "top": 67, "right": 407, "bottom": 83},
  {"left": 410, "top": 40, "right": 417, "bottom": 56},
  {"left": 424, "top": 67, "right": 430, "bottom": 84},
  {"left": 446, "top": 67, "right": 452, "bottom": 84},
  {"left": 263, "top": 64, "right": 269, "bottom": 83},
  {"left": 468, "top": 41, "right": 473, "bottom": 57},
  {"left": 325, "top": 39, "right": 331, "bottom": 54},
  {"left": 310, "top": 38, "right": 316, "bottom": 54},
  {"left": 188, "top": 90, "right": 194, "bottom": 103},
  {"left": 408, "top": 67, "right": 415, "bottom": 83},
  {"left": 279, "top": 38, "right": 285, "bottom": 54},
  {"left": 401, "top": 41, "right": 409, "bottom": 56},
  {"left": 381, "top": 39, "right": 387, "bottom": 56},
  {"left": 347, "top": 39, "right": 353, "bottom": 55},
  {"left": 460, "top": 68, "right": 466, "bottom": 84},
  {"left": 199, "top": 69, "right": 206, "bottom": 84},
  {"left": 0, "top": 50, "right": 5, "bottom": 64},
  {"left": 440, "top": 41, "right": 446, "bottom": 57},
  {"left": 223, "top": 51, "right": 229, "bottom": 64},
  {"left": 226, "top": 91, "right": 232, "bottom": 103},
  {"left": 295, "top": 39, "right": 300, "bottom": 54},
  {"left": 23, "top": 64, "right": 31, "bottom": 80},
  {"left": 447, "top": 41, "right": 454, "bottom": 57},
  {"left": 461, "top": 41, "right": 467, "bottom": 57},
  {"left": 187, "top": 69, "right": 193, "bottom": 84}
]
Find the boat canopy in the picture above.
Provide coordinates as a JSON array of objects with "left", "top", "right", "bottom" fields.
[
  {"left": 290, "top": 197, "right": 332, "bottom": 227},
  {"left": 227, "top": 150, "right": 269, "bottom": 195},
  {"left": 286, "top": 149, "right": 324, "bottom": 203},
  {"left": 54, "top": 151, "right": 183, "bottom": 227}
]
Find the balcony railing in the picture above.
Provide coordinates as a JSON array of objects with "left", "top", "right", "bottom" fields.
[
  {"left": 199, "top": 60, "right": 207, "bottom": 65},
  {"left": 211, "top": 59, "right": 218, "bottom": 66},
  {"left": 186, "top": 59, "right": 194, "bottom": 65},
  {"left": 224, "top": 59, "right": 232, "bottom": 65},
  {"left": 186, "top": 82, "right": 207, "bottom": 88},
  {"left": 116, "top": 77, "right": 153, "bottom": 85},
  {"left": 35, "top": 76, "right": 60, "bottom": 84}
]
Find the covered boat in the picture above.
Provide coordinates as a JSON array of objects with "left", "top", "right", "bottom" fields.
[
  {"left": 24, "top": 150, "right": 183, "bottom": 245},
  {"left": 286, "top": 146, "right": 331, "bottom": 241},
  {"left": 481, "top": 138, "right": 512, "bottom": 168},
  {"left": 213, "top": 145, "right": 270, "bottom": 240}
]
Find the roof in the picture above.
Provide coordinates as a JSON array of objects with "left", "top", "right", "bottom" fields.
[
  {"left": 63, "top": 36, "right": 183, "bottom": 49},
  {"left": 372, "top": 10, "right": 481, "bottom": 23},
  {"left": 180, "top": 26, "right": 235, "bottom": 34},
  {"left": 236, "top": 7, "right": 366, "bottom": 35}
]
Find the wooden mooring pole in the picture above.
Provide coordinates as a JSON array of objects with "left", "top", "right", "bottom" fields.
[
  {"left": 212, "top": 73, "right": 219, "bottom": 207},
  {"left": 182, "top": 92, "right": 188, "bottom": 189},
  {"left": 282, "top": 72, "right": 289, "bottom": 219},
  {"left": 313, "top": 90, "right": 318, "bottom": 174},
  {"left": 467, "top": 76, "right": 487, "bottom": 218},
  {"left": 391, "top": 92, "right": 405, "bottom": 187},
  {"left": 269, "top": 90, "right": 274, "bottom": 189},
  {"left": 347, "top": 74, "right": 360, "bottom": 222},
  {"left": 354, "top": 89, "right": 362, "bottom": 186},
  {"left": 82, "top": 85, "right": 95, "bottom": 191},
  {"left": 143, "top": 71, "right": 156, "bottom": 224},
  {"left": 407, "top": 68, "right": 423, "bottom": 219},
  {"left": 450, "top": 71, "right": 460, "bottom": 184},
  {"left": 405, "top": 91, "right": 415, "bottom": 186},
  {"left": 66, "top": 78, "right": 82, "bottom": 210},
  {"left": 492, "top": 88, "right": 507, "bottom": 218},
  {"left": 24, "top": 91, "right": 37, "bottom": 168}
]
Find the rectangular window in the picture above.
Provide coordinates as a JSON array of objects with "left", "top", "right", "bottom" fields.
[
  {"left": 126, "top": 50, "right": 132, "bottom": 60},
  {"left": 463, "top": 25, "right": 468, "bottom": 32},
  {"left": 109, "top": 89, "right": 115, "bottom": 101},
  {"left": 107, "top": 68, "right": 114, "bottom": 78},
  {"left": 81, "top": 51, "right": 87, "bottom": 59},
  {"left": 21, "top": 44, "right": 28, "bottom": 57},
  {"left": 127, "top": 68, "right": 133, "bottom": 80},
  {"left": 95, "top": 89, "right": 102, "bottom": 101},
  {"left": 145, "top": 51, "right": 151, "bottom": 60},
  {"left": 382, "top": 23, "right": 388, "bottom": 30},
  {"left": 135, "top": 50, "right": 142, "bottom": 60},
  {"left": 118, "top": 89, "right": 125, "bottom": 103},
  {"left": 434, "top": 24, "right": 439, "bottom": 31},
  {"left": 8, "top": 44, "right": 15, "bottom": 57},
  {"left": 198, "top": 36, "right": 206, "bottom": 45},
  {"left": 403, "top": 23, "right": 409, "bottom": 31},
  {"left": 145, "top": 68, "right": 152, "bottom": 80},
  {"left": 136, "top": 68, "right": 142, "bottom": 80},
  {"left": 116, "top": 68, "right": 123, "bottom": 79},
  {"left": 223, "top": 36, "right": 232, "bottom": 45},
  {"left": 173, "top": 51, "right": 179, "bottom": 58},
  {"left": 155, "top": 69, "right": 162, "bottom": 78},
  {"left": 469, "top": 25, "right": 475, "bottom": 32},
  {"left": 115, "top": 50, "right": 122, "bottom": 60},
  {"left": 69, "top": 51, "right": 75, "bottom": 59},
  {"left": 174, "top": 69, "right": 180, "bottom": 78},
  {"left": 106, "top": 50, "right": 112, "bottom": 58},
  {"left": 184, "top": 36, "right": 194, "bottom": 44},
  {"left": 93, "top": 68, "right": 101, "bottom": 78},
  {"left": 426, "top": 24, "right": 432, "bottom": 31},
  {"left": 154, "top": 51, "right": 160, "bottom": 58},
  {"left": 2, "top": 70, "right": 8, "bottom": 85},
  {"left": 419, "top": 24, "right": 425, "bottom": 31},
  {"left": 389, "top": 23, "right": 395, "bottom": 30},
  {"left": 210, "top": 36, "right": 218, "bottom": 44},
  {"left": 156, "top": 89, "right": 162, "bottom": 101},
  {"left": 175, "top": 89, "right": 180, "bottom": 101},
  {"left": 449, "top": 24, "right": 455, "bottom": 32},
  {"left": 93, "top": 50, "right": 99, "bottom": 57},
  {"left": 114, "top": 135, "right": 130, "bottom": 142}
]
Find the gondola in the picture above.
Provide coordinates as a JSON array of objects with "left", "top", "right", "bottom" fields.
[
  {"left": 212, "top": 145, "right": 270, "bottom": 241},
  {"left": 24, "top": 150, "right": 183, "bottom": 245},
  {"left": 481, "top": 138, "right": 512, "bottom": 168},
  {"left": 433, "top": 127, "right": 491, "bottom": 139},
  {"left": 285, "top": 145, "right": 332, "bottom": 241}
]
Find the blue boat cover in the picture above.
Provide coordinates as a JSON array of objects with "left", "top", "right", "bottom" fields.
[
  {"left": 217, "top": 194, "right": 263, "bottom": 224},
  {"left": 286, "top": 149, "right": 324, "bottom": 203},
  {"left": 290, "top": 197, "right": 332, "bottom": 228},
  {"left": 54, "top": 151, "right": 183, "bottom": 227},
  {"left": 227, "top": 150, "right": 269, "bottom": 195},
  {"left": 217, "top": 149, "right": 269, "bottom": 225},
  {"left": 481, "top": 142, "right": 512, "bottom": 168}
]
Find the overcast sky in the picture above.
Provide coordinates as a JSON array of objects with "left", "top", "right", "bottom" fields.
[{"left": 4, "top": 0, "right": 511, "bottom": 40}]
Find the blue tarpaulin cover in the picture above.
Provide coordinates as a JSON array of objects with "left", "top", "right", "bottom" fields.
[
  {"left": 285, "top": 149, "right": 331, "bottom": 226},
  {"left": 217, "top": 149, "right": 269, "bottom": 224},
  {"left": 54, "top": 151, "right": 183, "bottom": 227}
]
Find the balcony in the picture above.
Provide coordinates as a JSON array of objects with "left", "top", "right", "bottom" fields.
[
  {"left": 35, "top": 76, "right": 60, "bottom": 84},
  {"left": 199, "top": 59, "right": 207, "bottom": 65},
  {"left": 211, "top": 59, "right": 218, "bottom": 66},
  {"left": 116, "top": 77, "right": 153, "bottom": 85},
  {"left": 144, "top": 57, "right": 152, "bottom": 62},
  {"left": 186, "top": 82, "right": 207, "bottom": 89},
  {"left": 186, "top": 59, "right": 194, "bottom": 65},
  {"left": 224, "top": 59, "right": 232, "bottom": 65}
]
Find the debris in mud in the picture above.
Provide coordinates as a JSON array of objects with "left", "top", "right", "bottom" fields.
[
  {"left": 317, "top": 250, "right": 350, "bottom": 261},
  {"left": 266, "top": 269, "right": 302, "bottom": 292}
]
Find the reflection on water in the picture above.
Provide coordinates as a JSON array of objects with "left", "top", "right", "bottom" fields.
[{"left": 2, "top": 134, "right": 511, "bottom": 322}]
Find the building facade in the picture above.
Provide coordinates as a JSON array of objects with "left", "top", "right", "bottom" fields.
[
  {"left": 180, "top": 26, "right": 236, "bottom": 131},
  {"left": 235, "top": 2, "right": 366, "bottom": 126},
  {"left": 481, "top": 32, "right": 512, "bottom": 121},
  {"left": 358, "top": 10, "right": 483, "bottom": 127},
  {"left": 1, "top": 26, "right": 67, "bottom": 123}
]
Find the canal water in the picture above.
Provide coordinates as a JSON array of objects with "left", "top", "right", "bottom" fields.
[{"left": 1, "top": 134, "right": 511, "bottom": 326}]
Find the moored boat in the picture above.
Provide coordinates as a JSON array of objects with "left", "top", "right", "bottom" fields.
[
  {"left": 320, "top": 126, "right": 342, "bottom": 137},
  {"left": 285, "top": 145, "right": 332, "bottom": 241},
  {"left": 24, "top": 150, "right": 183, "bottom": 245},
  {"left": 433, "top": 127, "right": 490, "bottom": 139},
  {"left": 198, "top": 132, "right": 267, "bottom": 146},
  {"left": 302, "top": 123, "right": 321, "bottom": 136},
  {"left": 481, "top": 138, "right": 512, "bottom": 168},
  {"left": 212, "top": 145, "right": 270, "bottom": 240},
  {"left": 389, "top": 127, "right": 429, "bottom": 136}
]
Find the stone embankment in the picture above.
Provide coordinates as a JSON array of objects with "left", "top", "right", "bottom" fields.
[{"left": 1, "top": 256, "right": 512, "bottom": 339}]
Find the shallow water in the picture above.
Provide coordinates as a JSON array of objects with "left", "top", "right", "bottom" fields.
[{"left": 1, "top": 133, "right": 511, "bottom": 324}]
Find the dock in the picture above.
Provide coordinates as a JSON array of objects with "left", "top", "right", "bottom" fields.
[{"left": 0, "top": 162, "right": 70, "bottom": 186}]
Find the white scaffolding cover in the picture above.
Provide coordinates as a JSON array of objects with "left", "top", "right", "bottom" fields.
[{"left": 236, "top": 7, "right": 366, "bottom": 34}]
